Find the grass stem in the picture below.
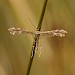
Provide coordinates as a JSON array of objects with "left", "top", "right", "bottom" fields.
[{"left": 26, "top": 0, "right": 48, "bottom": 75}]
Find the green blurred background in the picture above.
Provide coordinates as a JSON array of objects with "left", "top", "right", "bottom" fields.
[{"left": 0, "top": 0, "right": 75, "bottom": 75}]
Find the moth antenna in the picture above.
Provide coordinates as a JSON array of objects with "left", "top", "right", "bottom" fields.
[{"left": 28, "top": 17, "right": 37, "bottom": 29}]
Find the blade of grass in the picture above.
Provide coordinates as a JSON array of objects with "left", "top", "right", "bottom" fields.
[{"left": 26, "top": 0, "right": 48, "bottom": 75}]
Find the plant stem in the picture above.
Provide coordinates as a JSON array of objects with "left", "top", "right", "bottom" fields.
[{"left": 26, "top": 0, "right": 48, "bottom": 75}]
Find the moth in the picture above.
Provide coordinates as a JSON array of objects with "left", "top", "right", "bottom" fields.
[{"left": 8, "top": 27, "right": 67, "bottom": 37}]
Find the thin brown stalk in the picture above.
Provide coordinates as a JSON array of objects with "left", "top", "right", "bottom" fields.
[{"left": 26, "top": 0, "right": 48, "bottom": 75}]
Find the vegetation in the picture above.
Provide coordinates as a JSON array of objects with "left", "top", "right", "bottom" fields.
[{"left": 0, "top": 0, "right": 75, "bottom": 75}]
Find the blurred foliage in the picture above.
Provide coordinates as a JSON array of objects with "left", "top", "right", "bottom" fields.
[{"left": 0, "top": 0, "right": 75, "bottom": 75}]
